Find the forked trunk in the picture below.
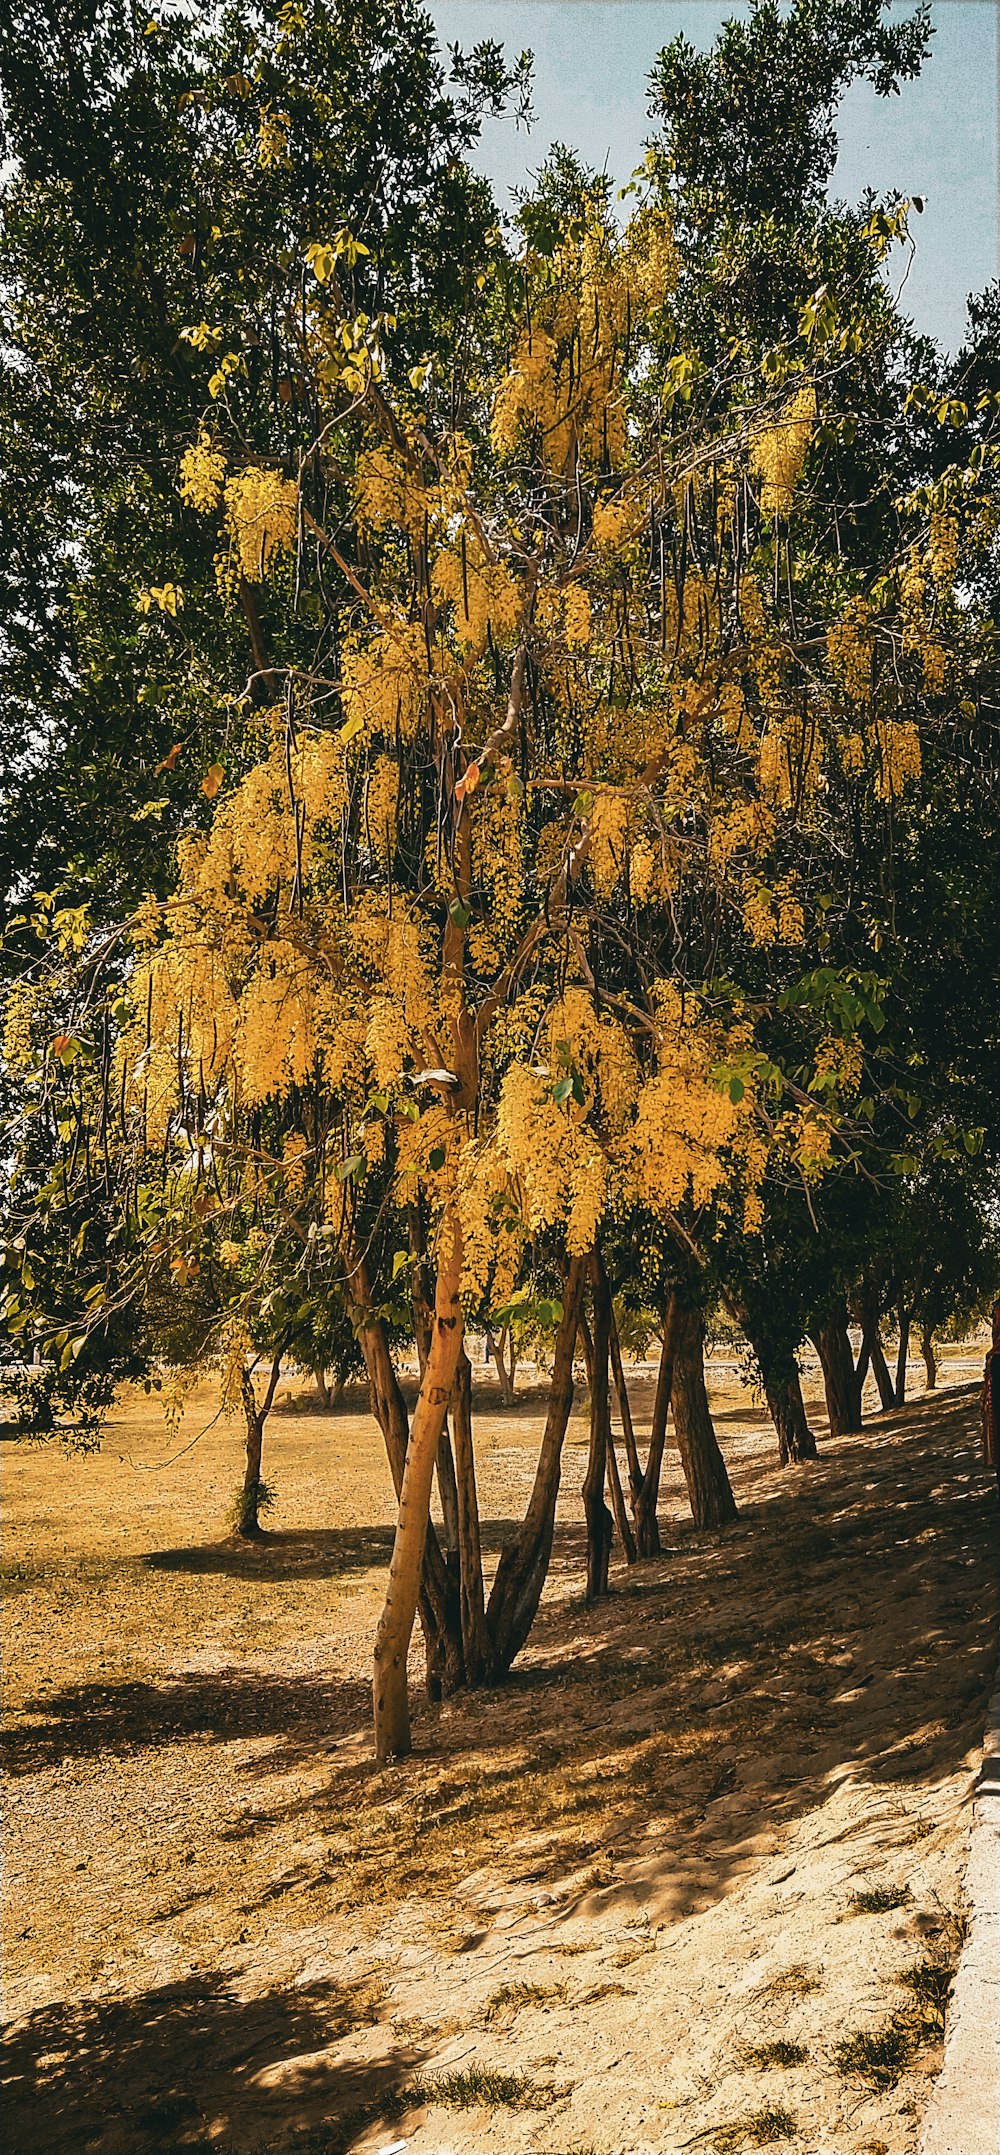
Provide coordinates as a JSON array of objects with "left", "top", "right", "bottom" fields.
[
  {"left": 671, "top": 1303, "right": 738, "bottom": 1529},
  {"left": 485, "top": 1326, "right": 517, "bottom": 1406},
  {"left": 632, "top": 1290, "right": 680, "bottom": 1556},
  {"left": 921, "top": 1326, "right": 937, "bottom": 1390},
  {"left": 894, "top": 1306, "right": 911, "bottom": 1407},
  {"left": 606, "top": 1426, "right": 637, "bottom": 1563},
  {"left": 451, "top": 1348, "right": 487, "bottom": 1682},
  {"left": 373, "top": 1209, "right": 465, "bottom": 1763},
  {"left": 813, "top": 1302, "right": 862, "bottom": 1436},
  {"left": 485, "top": 1255, "right": 588, "bottom": 1676},
  {"left": 314, "top": 1367, "right": 331, "bottom": 1409}
]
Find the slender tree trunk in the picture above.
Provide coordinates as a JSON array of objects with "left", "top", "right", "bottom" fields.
[
  {"left": 765, "top": 1359, "right": 817, "bottom": 1464},
  {"left": 671, "top": 1303, "right": 738, "bottom": 1528},
  {"left": 813, "top": 1301, "right": 862, "bottom": 1436},
  {"left": 856, "top": 1285, "right": 895, "bottom": 1413},
  {"left": 235, "top": 1352, "right": 282, "bottom": 1539},
  {"left": 633, "top": 1290, "right": 680, "bottom": 1556},
  {"left": 894, "top": 1306, "right": 911, "bottom": 1407},
  {"left": 870, "top": 1331, "right": 896, "bottom": 1411},
  {"left": 583, "top": 1260, "right": 614, "bottom": 1598},
  {"left": 435, "top": 1419, "right": 461, "bottom": 1556},
  {"left": 606, "top": 1429, "right": 637, "bottom": 1563},
  {"left": 314, "top": 1366, "right": 331, "bottom": 1409},
  {"left": 353, "top": 1263, "right": 465, "bottom": 1701},
  {"left": 451, "top": 1347, "right": 487, "bottom": 1682},
  {"left": 485, "top": 1325, "right": 516, "bottom": 1406},
  {"left": 921, "top": 1326, "right": 937, "bottom": 1390},
  {"left": 485, "top": 1255, "right": 588, "bottom": 1676},
  {"left": 373, "top": 1209, "right": 465, "bottom": 1763},
  {"left": 603, "top": 1271, "right": 643, "bottom": 1499}
]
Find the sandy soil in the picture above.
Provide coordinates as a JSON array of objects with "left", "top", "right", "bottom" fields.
[{"left": 2, "top": 1342, "right": 998, "bottom": 2155}]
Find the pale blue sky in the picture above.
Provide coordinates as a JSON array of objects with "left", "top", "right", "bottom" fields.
[{"left": 431, "top": 1, "right": 999, "bottom": 353}]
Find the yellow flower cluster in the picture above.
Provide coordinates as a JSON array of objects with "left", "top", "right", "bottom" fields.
[
  {"left": 224, "top": 468, "right": 298, "bottom": 581},
  {"left": 341, "top": 619, "right": 428, "bottom": 741},
  {"left": 758, "top": 711, "right": 824, "bottom": 810},
  {"left": 365, "top": 756, "right": 399, "bottom": 863},
  {"left": 589, "top": 790, "right": 629, "bottom": 895},
  {"left": 432, "top": 543, "right": 521, "bottom": 655},
  {"left": 623, "top": 988, "right": 740, "bottom": 1215},
  {"left": 180, "top": 429, "right": 227, "bottom": 514},
  {"left": 928, "top": 510, "right": 958, "bottom": 590},
  {"left": 749, "top": 383, "right": 817, "bottom": 519},
  {"left": 873, "top": 718, "right": 921, "bottom": 799},
  {"left": 826, "top": 607, "right": 873, "bottom": 702},
  {"left": 812, "top": 1033, "right": 864, "bottom": 1098},
  {"left": 495, "top": 1062, "right": 607, "bottom": 1255}
]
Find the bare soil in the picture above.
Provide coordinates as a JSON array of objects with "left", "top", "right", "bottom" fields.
[{"left": 2, "top": 1343, "right": 998, "bottom": 2155}]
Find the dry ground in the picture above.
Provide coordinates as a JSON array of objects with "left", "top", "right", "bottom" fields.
[{"left": 2, "top": 1342, "right": 998, "bottom": 2155}]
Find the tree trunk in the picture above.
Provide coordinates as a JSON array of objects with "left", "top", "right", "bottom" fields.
[
  {"left": 314, "top": 1366, "right": 331, "bottom": 1409},
  {"left": 606, "top": 1418, "right": 637, "bottom": 1563},
  {"left": 485, "top": 1325, "right": 516, "bottom": 1406},
  {"left": 604, "top": 1278, "right": 643, "bottom": 1498},
  {"left": 765, "top": 1359, "right": 817, "bottom": 1464},
  {"left": 583, "top": 1260, "right": 614, "bottom": 1599},
  {"left": 813, "top": 1301, "right": 862, "bottom": 1436},
  {"left": 633, "top": 1290, "right": 680, "bottom": 1556},
  {"left": 485, "top": 1255, "right": 588, "bottom": 1676},
  {"left": 435, "top": 1419, "right": 461, "bottom": 1557},
  {"left": 671, "top": 1303, "right": 738, "bottom": 1529},
  {"left": 451, "top": 1347, "right": 487, "bottom": 1683},
  {"left": 894, "top": 1306, "right": 911, "bottom": 1407},
  {"left": 353, "top": 1262, "right": 465, "bottom": 1701},
  {"left": 921, "top": 1326, "right": 937, "bottom": 1390},
  {"left": 235, "top": 1352, "right": 282, "bottom": 1538},
  {"left": 373, "top": 1208, "right": 465, "bottom": 1763}
]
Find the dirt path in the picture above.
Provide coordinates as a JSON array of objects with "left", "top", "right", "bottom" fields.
[{"left": 2, "top": 1349, "right": 998, "bottom": 2155}]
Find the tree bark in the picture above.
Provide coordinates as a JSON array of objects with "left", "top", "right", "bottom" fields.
[
  {"left": 451, "top": 1347, "right": 487, "bottom": 1682},
  {"left": 435, "top": 1419, "right": 461, "bottom": 1557},
  {"left": 894, "top": 1306, "right": 911, "bottom": 1407},
  {"left": 813, "top": 1301, "right": 862, "bottom": 1436},
  {"left": 632, "top": 1290, "right": 680, "bottom": 1556},
  {"left": 235, "top": 1352, "right": 282, "bottom": 1538},
  {"left": 606, "top": 1415, "right": 637, "bottom": 1564},
  {"left": 485, "top": 1325, "right": 516, "bottom": 1406},
  {"left": 726, "top": 1286, "right": 817, "bottom": 1464},
  {"left": 353, "top": 1263, "right": 465, "bottom": 1701},
  {"left": 583, "top": 1259, "right": 614, "bottom": 1598},
  {"left": 373, "top": 1208, "right": 465, "bottom": 1762},
  {"left": 314, "top": 1366, "right": 331, "bottom": 1409},
  {"left": 765, "top": 1359, "right": 817, "bottom": 1464},
  {"left": 485, "top": 1255, "right": 588, "bottom": 1676},
  {"left": 671, "top": 1302, "right": 738, "bottom": 1529},
  {"left": 921, "top": 1326, "right": 937, "bottom": 1390}
]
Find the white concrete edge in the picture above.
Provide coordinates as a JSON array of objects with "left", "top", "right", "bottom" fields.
[{"left": 919, "top": 1602, "right": 1000, "bottom": 2155}]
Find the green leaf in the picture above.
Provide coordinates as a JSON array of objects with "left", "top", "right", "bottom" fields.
[
  {"left": 392, "top": 1249, "right": 410, "bottom": 1278},
  {"left": 448, "top": 899, "right": 471, "bottom": 928},
  {"left": 728, "top": 1076, "right": 745, "bottom": 1104},
  {"left": 552, "top": 1075, "right": 574, "bottom": 1104},
  {"left": 335, "top": 1153, "right": 364, "bottom": 1181},
  {"left": 428, "top": 1145, "right": 446, "bottom": 1170}
]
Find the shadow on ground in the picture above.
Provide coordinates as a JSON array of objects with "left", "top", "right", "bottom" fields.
[{"left": 1, "top": 1970, "right": 422, "bottom": 2155}]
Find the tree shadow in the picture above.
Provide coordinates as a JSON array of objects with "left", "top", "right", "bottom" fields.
[
  {"left": 1, "top": 1968, "right": 426, "bottom": 2155},
  {"left": 227, "top": 1385, "right": 998, "bottom": 1931},
  {"left": 1, "top": 1667, "right": 371, "bottom": 1776},
  {"left": 142, "top": 1515, "right": 525, "bottom": 1583}
]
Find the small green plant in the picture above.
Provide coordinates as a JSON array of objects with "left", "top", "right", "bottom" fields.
[
  {"left": 712, "top": 2105, "right": 797, "bottom": 2150},
  {"left": 833, "top": 2015, "right": 917, "bottom": 2092},
  {"left": 406, "top": 2066, "right": 552, "bottom": 2110},
  {"left": 484, "top": 1980, "right": 565, "bottom": 2020},
  {"left": 896, "top": 1959, "right": 952, "bottom": 2029},
  {"left": 745, "top": 2040, "right": 808, "bottom": 2069},
  {"left": 225, "top": 1478, "right": 277, "bottom": 1533},
  {"left": 847, "top": 1884, "right": 910, "bottom": 1916}
]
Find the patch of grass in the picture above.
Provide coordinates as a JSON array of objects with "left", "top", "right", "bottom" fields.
[
  {"left": 847, "top": 1884, "right": 910, "bottom": 1916},
  {"left": 758, "top": 1965, "right": 820, "bottom": 1999},
  {"left": 575, "top": 1979, "right": 634, "bottom": 2005},
  {"left": 712, "top": 2105, "right": 798, "bottom": 2150},
  {"left": 406, "top": 2065, "right": 554, "bottom": 2110},
  {"left": 896, "top": 1959, "right": 952, "bottom": 2029},
  {"left": 483, "top": 1980, "right": 565, "bottom": 2020},
  {"left": 833, "top": 2015, "right": 918, "bottom": 2092},
  {"left": 744, "top": 2040, "right": 808, "bottom": 2069}
]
